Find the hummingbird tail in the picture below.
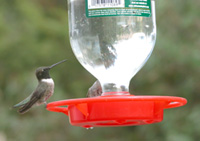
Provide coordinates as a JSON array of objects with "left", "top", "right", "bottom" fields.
[
  {"left": 18, "top": 97, "right": 38, "bottom": 114},
  {"left": 18, "top": 107, "right": 31, "bottom": 114}
]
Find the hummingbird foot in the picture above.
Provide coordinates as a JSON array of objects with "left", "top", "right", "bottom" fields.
[{"left": 44, "top": 102, "right": 47, "bottom": 109}]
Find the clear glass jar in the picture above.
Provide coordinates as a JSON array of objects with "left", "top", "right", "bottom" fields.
[{"left": 68, "top": 0, "right": 156, "bottom": 95}]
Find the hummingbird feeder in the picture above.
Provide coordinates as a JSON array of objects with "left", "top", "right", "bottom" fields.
[{"left": 46, "top": 0, "right": 187, "bottom": 127}]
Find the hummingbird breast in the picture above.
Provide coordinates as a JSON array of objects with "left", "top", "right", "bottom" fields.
[{"left": 37, "top": 78, "right": 54, "bottom": 104}]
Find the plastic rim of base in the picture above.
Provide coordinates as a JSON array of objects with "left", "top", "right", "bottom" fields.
[{"left": 46, "top": 95, "right": 187, "bottom": 128}]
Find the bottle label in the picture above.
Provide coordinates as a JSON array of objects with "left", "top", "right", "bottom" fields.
[{"left": 85, "top": 0, "right": 152, "bottom": 18}]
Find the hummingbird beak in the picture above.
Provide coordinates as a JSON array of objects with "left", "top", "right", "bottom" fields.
[{"left": 49, "top": 59, "right": 67, "bottom": 69}]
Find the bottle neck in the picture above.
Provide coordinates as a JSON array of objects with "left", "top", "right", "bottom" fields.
[{"left": 101, "top": 82, "right": 130, "bottom": 96}]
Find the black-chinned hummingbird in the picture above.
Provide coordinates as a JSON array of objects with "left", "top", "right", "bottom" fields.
[
  {"left": 87, "top": 80, "right": 102, "bottom": 97},
  {"left": 13, "top": 59, "right": 67, "bottom": 114}
]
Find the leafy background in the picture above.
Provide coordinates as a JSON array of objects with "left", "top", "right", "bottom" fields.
[{"left": 0, "top": 0, "right": 199, "bottom": 141}]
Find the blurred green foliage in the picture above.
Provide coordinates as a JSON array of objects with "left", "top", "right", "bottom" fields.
[{"left": 0, "top": 0, "right": 199, "bottom": 141}]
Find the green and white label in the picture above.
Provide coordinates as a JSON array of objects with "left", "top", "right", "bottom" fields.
[{"left": 86, "top": 0, "right": 152, "bottom": 18}]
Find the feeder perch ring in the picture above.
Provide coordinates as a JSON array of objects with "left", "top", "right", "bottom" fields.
[{"left": 46, "top": 95, "right": 187, "bottom": 128}]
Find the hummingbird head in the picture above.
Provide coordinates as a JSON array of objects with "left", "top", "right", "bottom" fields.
[
  {"left": 35, "top": 67, "right": 51, "bottom": 81},
  {"left": 35, "top": 59, "right": 67, "bottom": 81}
]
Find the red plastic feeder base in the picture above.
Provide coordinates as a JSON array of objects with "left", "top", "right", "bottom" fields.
[{"left": 46, "top": 95, "right": 187, "bottom": 128}]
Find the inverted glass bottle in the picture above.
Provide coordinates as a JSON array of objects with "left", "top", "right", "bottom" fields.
[{"left": 68, "top": 0, "right": 156, "bottom": 95}]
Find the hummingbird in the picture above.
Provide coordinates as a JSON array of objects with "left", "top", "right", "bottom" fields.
[
  {"left": 87, "top": 80, "right": 102, "bottom": 97},
  {"left": 13, "top": 59, "right": 67, "bottom": 114}
]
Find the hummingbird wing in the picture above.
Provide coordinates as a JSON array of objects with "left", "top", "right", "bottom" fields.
[
  {"left": 13, "top": 94, "right": 32, "bottom": 108},
  {"left": 18, "top": 89, "right": 46, "bottom": 114}
]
